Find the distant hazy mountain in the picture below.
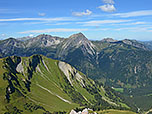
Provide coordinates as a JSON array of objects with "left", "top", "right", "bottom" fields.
[
  {"left": 141, "top": 41, "right": 152, "bottom": 50},
  {"left": 18, "top": 36, "right": 34, "bottom": 41}
]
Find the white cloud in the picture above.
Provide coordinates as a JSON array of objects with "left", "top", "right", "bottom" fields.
[
  {"left": 92, "top": 28, "right": 110, "bottom": 31},
  {"left": 114, "top": 27, "right": 152, "bottom": 32},
  {"left": 0, "top": 9, "right": 19, "bottom": 14},
  {"left": 0, "top": 17, "right": 73, "bottom": 22},
  {"left": 46, "top": 22, "right": 71, "bottom": 26},
  {"left": 23, "top": 21, "right": 48, "bottom": 25},
  {"left": 29, "top": 34, "right": 34, "bottom": 37},
  {"left": 1, "top": 34, "right": 6, "bottom": 36},
  {"left": 131, "top": 22, "right": 146, "bottom": 25},
  {"left": 98, "top": 4, "right": 116, "bottom": 12},
  {"left": 112, "top": 10, "right": 152, "bottom": 18},
  {"left": 102, "top": 0, "right": 114, "bottom": 4},
  {"left": 38, "top": 13, "right": 46, "bottom": 16},
  {"left": 78, "top": 19, "right": 132, "bottom": 26},
  {"left": 23, "top": 21, "right": 71, "bottom": 26},
  {"left": 113, "top": 21, "right": 147, "bottom": 26},
  {"left": 19, "top": 28, "right": 88, "bottom": 34},
  {"left": 0, "top": 34, "right": 6, "bottom": 40},
  {"left": 72, "top": 9, "right": 92, "bottom": 17}
]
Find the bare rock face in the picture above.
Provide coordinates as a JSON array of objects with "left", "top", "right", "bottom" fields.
[
  {"left": 70, "top": 108, "right": 95, "bottom": 114},
  {"left": 58, "top": 61, "right": 85, "bottom": 87},
  {"left": 58, "top": 61, "right": 75, "bottom": 86},
  {"left": 16, "top": 60, "right": 24, "bottom": 73},
  {"left": 70, "top": 110, "right": 77, "bottom": 114}
]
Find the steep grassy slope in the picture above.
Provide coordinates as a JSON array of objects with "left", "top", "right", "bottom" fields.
[
  {"left": 0, "top": 55, "right": 129, "bottom": 113},
  {"left": 0, "top": 55, "right": 78, "bottom": 113}
]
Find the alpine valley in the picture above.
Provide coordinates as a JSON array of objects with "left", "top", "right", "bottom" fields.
[{"left": 0, "top": 33, "right": 152, "bottom": 113}]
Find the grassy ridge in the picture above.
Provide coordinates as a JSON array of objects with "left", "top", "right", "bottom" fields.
[{"left": 0, "top": 55, "right": 131, "bottom": 113}]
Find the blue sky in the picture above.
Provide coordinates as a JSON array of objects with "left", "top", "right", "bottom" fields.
[{"left": 0, "top": 0, "right": 152, "bottom": 41}]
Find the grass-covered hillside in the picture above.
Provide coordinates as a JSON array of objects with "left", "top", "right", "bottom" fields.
[{"left": 0, "top": 55, "right": 130, "bottom": 113}]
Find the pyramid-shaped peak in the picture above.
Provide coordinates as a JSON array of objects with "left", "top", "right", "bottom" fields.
[
  {"left": 76, "top": 32, "right": 85, "bottom": 37},
  {"left": 69, "top": 32, "right": 87, "bottom": 40}
]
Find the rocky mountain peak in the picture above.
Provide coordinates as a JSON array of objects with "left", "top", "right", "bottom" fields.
[
  {"left": 60, "top": 33, "right": 95, "bottom": 57},
  {"left": 18, "top": 36, "right": 33, "bottom": 41},
  {"left": 122, "top": 39, "right": 134, "bottom": 44},
  {"left": 69, "top": 32, "right": 87, "bottom": 40},
  {"left": 67, "top": 33, "right": 90, "bottom": 46},
  {"left": 35, "top": 34, "right": 53, "bottom": 40},
  {"left": 0, "top": 38, "right": 25, "bottom": 56},
  {"left": 26, "top": 34, "right": 63, "bottom": 47},
  {"left": 5, "top": 37, "right": 17, "bottom": 42},
  {"left": 122, "top": 39, "right": 148, "bottom": 50},
  {"left": 101, "top": 38, "right": 117, "bottom": 43},
  {"left": 3, "top": 37, "right": 23, "bottom": 45}
]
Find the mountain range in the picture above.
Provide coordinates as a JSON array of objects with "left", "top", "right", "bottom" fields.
[
  {"left": 0, "top": 33, "right": 152, "bottom": 87},
  {"left": 0, "top": 33, "right": 152, "bottom": 112}
]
